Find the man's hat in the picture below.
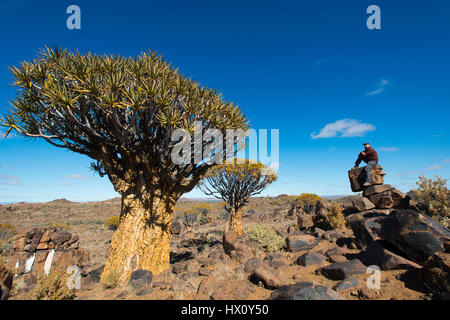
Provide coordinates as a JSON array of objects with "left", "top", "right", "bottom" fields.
[{"left": 362, "top": 142, "right": 370, "bottom": 145}]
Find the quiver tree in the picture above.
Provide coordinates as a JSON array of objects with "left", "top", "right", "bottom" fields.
[
  {"left": 0, "top": 47, "right": 247, "bottom": 283},
  {"left": 199, "top": 159, "right": 277, "bottom": 235}
]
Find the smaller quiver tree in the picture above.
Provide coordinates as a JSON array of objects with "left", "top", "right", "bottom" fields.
[{"left": 199, "top": 158, "right": 277, "bottom": 235}]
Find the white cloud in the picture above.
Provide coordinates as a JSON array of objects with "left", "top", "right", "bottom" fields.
[
  {"left": 443, "top": 158, "right": 450, "bottom": 164},
  {"left": 425, "top": 164, "right": 444, "bottom": 171},
  {"left": 64, "top": 174, "right": 91, "bottom": 180},
  {"left": 0, "top": 174, "right": 21, "bottom": 186},
  {"left": 311, "top": 119, "right": 376, "bottom": 139},
  {"left": 378, "top": 147, "right": 399, "bottom": 152},
  {"left": 366, "top": 79, "right": 390, "bottom": 96}
]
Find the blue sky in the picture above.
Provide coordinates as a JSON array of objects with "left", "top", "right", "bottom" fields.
[{"left": 0, "top": 0, "right": 449, "bottom": 202}]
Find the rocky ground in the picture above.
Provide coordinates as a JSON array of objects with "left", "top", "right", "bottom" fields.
[{"left": 0, "top": 176, "right": 449, "bottom": 300}]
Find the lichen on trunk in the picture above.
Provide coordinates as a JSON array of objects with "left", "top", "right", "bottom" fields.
[{"left": 100, "top": 193, "right": 175, "bottom": 285}]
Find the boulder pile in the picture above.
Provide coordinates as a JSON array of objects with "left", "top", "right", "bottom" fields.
[
  {"left": 11, "top": 227, "right": 90, "bottom": 291},
  {"left": 348, "top": 165, "right": 415, "bottom": 211}
]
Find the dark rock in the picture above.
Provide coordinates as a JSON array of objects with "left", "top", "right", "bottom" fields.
[
  {"left": 332, "top": 277, "right": 360, "bottom": 292},
  {"left": 286, "top": 233, "right": 319, "bottom": 252},
  {"left": 352, "top": 197, "right": 375, "bottom": 211},
  {"left": 51, "top": 232, "right": 72, "bottom": 245},
  {"left": 222, "top": 231, "right": 238, "bottom": 254},
  {"left": 171, "top": 222, "right": 182, "bottom": 235},
  {"left": 244, "top": 257, "right": 264, "bottom": 274},
  {"left": 87, "top": 266, "right": 105, "bottom": 283},
  {"left": 322, "top": 230, "right": 344, "bottom": 242},
  {"left": 325, "top": 246, "right": 349, "bottom": 263},
  {"left": 152, "top": 281, "right": 169, "bottom": 289},
  {"left": 363, "top": 184, "right": 392, "bottom": 197},
  {"left": 297, "top": 253, "right": 324, "bottom": 267},
  {"left": 222, "top": 231, "right": 254, "bottom": 262},
  {"left": 348, "top": 165, "right": 385, "bottom": 192},
  {"left": 358, "top": 287, "right": 381, "bottom": 299},
  {"left": 0, "top": 261, "right": 13, "bottom": 300},
  {"left": 423, "top": 252, "right": 450, "bottom": 297},
  {"left": 129, "top": 269, "right": 153, "bottom": 289},
  {"left": 170, "top": 279, "right": 187, "bottom": 291},
  {"left": 270, "top": 282, "right": 343, "bottom": 300},
  {"left": 351, "top": 209, "right": 450, "bottom": 264},
  {"left": 368, "top": 191, "right": 394, "bottom": 209},
  {"left": 313, "top": 227, "right": 326, "bottom": 238},
  {"left": 265, "top": 253, "right": 288, "bottom": 269},
  {"left": 197, "top": 277, "right": 256, "bottom": 300},
  {"left": 297, "top": 214, "right": 314, "bottom": 230},
  {"left": 361, "top": 240, "right": 420, "bottom": 270},
  {"left": 135, "top": 286, "right": 153, "bottom": 296},
  {"left": 250, "top": 265, "right": 287, "bottom": 289},
  {"left": 114, "top": 290, "right": 129, "bottom": 299},
  {"left": 319, "top": 259, "right": 367, "bottom": 280}
]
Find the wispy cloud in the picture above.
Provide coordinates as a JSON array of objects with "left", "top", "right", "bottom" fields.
[
  {"left": 425, "top": 164, "right": 444, "bottom": 171},
  {"left": 378, "top": 147, "right": 399, "bottom": 152},
  {"left": 59, "top": 181, "right": 75, "bottom": 186},
  {"left": 314, "top": 56, "right": 338, "bottom": 65},
  {"left": 443, "top": 158, "right": 450, "bottom": 164},
  {"left": 366, "top": 79, "right": 390, "bottom": 96},
  {"left": 311, "top": 119, "right": 375, "bottom": 139},
  {"left": 0, "top": 174, "right": 21, "bottom": 186},
  {"left": 64, "top": 174, "right": 91, "bottom": 180}
]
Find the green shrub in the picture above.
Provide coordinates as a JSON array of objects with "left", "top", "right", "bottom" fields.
[
  {"left": 326, "top": 202, "right": 346, "bottom": 229},
  {"left": 291, "top": 193, "right": 322, "bottom": 214},
  {"left": 33, "top": 270, "right": 75, "bottom": 300},
  {"left": 410, "top": 175, "right": 449, "bottom": 227},
  {"left": 104, "top": 216, "right": 120, "bottom": 231},
  {"left": 244, "top": 225, "right": 285, "bottom": 252}
]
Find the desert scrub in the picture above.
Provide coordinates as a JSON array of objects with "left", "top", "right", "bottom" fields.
[
  {"left": 0, "top": 223, "right": 15, "bottom": 240},
  {"left": 325, "top": 202, "right": 346, "bottom": 229},
  {"left": 291, "top": 193, "right": 322, "bottom": 214},
  {"left": 104, "top": 216, "right": 120, "bottom": 231},
  {"left": 33, "top": 270, "right": 75, "bottom": 300},
  {"left": 193, "top": 204, "right": 213, "bottom": 215},
  {"left": 101, "top": 269, "right": 120, "bottom": 289},
  {"left": 45, "top": 222, "right": 70, "bottom": 232},
  {"left": 198, "top": 213, "right": 211, "bottom": 225},
  {"left": 180, "top": 209, "right": 198, "bottom": 228},
  {"left": 410, "top": 175, "right": 449, "bottom": 227},
  {"left": 245, "top": 225, "right": 285, "bottom": 252}
]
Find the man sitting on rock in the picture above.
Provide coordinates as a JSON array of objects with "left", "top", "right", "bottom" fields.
[{"left": 354, "top": 142, "right": 378, "bottom": 187}]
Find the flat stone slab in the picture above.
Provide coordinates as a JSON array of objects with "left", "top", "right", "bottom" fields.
[
  {"left": 270, "top": 282, "right": 344, "bottom": 300},
  {"left": 319, "top": 259, "right": 367, "bottom": 280}
]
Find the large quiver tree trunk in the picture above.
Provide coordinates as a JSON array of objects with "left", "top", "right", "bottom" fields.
[{"left": 101, "top": 192, "right": 176, "bottom": 285}]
